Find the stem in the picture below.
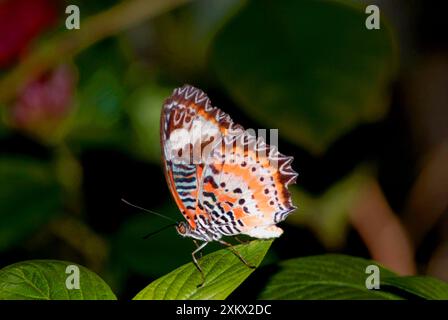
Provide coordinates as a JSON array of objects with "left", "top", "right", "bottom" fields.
[{"left": 349, "top": 179, "right": 416, "bottom": 275}]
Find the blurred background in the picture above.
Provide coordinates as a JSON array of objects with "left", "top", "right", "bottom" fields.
[{"left": 0, "top": 0, "right": 447, "bottom": 299}]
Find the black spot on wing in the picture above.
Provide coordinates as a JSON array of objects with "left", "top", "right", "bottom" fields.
[
  {"left": 203, "top": 191, "right": 217, "bottom": 203},
  {"left": 203, "top": 200, "right": 214, "bottom": 210},
  {"left": 203, "top": 175, "right": 218, "bottom": 188}
]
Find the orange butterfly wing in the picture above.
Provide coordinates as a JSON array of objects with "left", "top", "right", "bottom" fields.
[{"left": 161, "top": 85, "right": 297, "bottom": 238}]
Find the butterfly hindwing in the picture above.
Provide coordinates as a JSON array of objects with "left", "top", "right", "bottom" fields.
[{"left": 199, "top": 129, "right": 297, "bottom": 238}]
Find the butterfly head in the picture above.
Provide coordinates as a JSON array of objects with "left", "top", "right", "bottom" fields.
[
  {"left": 175, "top": 221, "right": 188, "bottom": 237},
  {"left": 175, "top": 220, "right": 216, "bottom": 242}
]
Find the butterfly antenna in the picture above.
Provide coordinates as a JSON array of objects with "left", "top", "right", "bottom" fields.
[
  {"left": 121, "top": 198, "right": 177, "bottom": 223},
  {"left": 142, "top": 223, "right": 177, "bottom": 239}
]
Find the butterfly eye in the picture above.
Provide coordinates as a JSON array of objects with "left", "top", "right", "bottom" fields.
[{"left": 176, "top": 222, "right": 187, "bottom": 235}]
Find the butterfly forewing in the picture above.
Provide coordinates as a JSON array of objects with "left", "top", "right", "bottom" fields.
[{"left": 161, "top": 85, "right": 229, "bottom": 228}]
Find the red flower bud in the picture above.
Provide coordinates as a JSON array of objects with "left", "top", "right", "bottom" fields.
[
  {"left": 0, "top": 0, "right": 58, "bottom": 68},
  {"left": 11, "top": 65, "right": 76, "bottom": 140}
]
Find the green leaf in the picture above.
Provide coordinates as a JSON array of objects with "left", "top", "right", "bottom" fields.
[
  {"left": 260, "top": 254, "right": 401, "bottom": 299},
  {"left": 150, "top": 0, "right": 244, "bottom": 80},
  {"left": 0, "top": 157, "right": 63, "bottom": 251},
  {"left": 134, "top": 239, "right": 272, "bottom": 300},
  {"left": 0, "top": 260, "right": 116, "bottom": 300},
  {"left": 113, "top": 205, "right": 278, "bottom": 282},
  {"left": 382, "top": 276, "right": 448, "bottom": 300},
  {"left": 210, "top": 0, "right": 397, "bottom": 154},
  {"left": 288, "top": 167, "right": 373, "bottom": 249}
]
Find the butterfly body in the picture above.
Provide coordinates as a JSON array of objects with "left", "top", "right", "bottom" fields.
[{"left": 160, "top": 85, "right": 297, "bottom": 285}]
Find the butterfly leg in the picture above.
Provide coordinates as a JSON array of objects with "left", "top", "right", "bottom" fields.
[
  {"left": 218, "top": 239, "right": 256, "bottom": 269},
  {"left": 192, "top": 241, "right": 208, "bottom": 288},
  {"left": 234, "top": 236, "right": 250, "bottom": 245},
  {"left": 193, "top": 240, "right": 203, "bottom": 259}
]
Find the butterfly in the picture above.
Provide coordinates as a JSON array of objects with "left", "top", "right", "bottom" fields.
[{"left": 160, "top": 85, "right": 297, "bottom": 286}]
